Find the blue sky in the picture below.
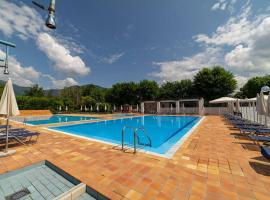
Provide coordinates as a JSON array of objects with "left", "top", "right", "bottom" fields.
[{"left": 0, "top": 0, "right": 270, "bottom": 89}]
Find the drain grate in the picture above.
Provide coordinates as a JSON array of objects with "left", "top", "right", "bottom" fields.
[{"left": 5, "top": 188, "right": 30, "bottom": 200}]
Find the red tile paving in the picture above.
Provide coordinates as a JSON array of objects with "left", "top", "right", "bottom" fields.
[{"left": 0, "top": 116, "right": 270, "bottom": 200}]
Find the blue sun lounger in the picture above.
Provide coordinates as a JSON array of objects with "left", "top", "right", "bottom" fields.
[
  {"left": 261, "top": 146, "right": 270, "bottom": 160},
  {"left": 0, "top": 130, "right": 40, "bottom": 145},
  {"left": 249, "top": 135, "right": 270, "bottom": 145}
]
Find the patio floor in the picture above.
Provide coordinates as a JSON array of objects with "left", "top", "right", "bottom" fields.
[{"left": 0, "top": 116, "right": 270, "bottom": 200}]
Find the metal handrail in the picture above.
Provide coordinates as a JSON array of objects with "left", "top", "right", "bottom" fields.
[
  {"left": 122, "top": 126, "right": 137, "bottom": 153},
  {"left": 135, "top": 127, "right": 152, "bottom": 147},
  {"left": 122, "top": 126, "right": 152, "bottom": 154}
]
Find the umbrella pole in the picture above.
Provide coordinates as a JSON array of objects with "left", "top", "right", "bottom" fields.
[{"left": 4, "top": 118, "right": 9, "bottom": 153}]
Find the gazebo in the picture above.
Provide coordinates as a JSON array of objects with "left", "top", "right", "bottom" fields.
[{"left": 141, "top": 98, "right": 204, "bottom": 115}]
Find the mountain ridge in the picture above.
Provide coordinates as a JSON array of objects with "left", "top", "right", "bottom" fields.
[{"left": 0, "top": 80, "right": 104, "bottom": 96}]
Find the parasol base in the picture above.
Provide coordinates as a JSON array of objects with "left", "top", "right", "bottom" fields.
[{"left": 0, "top": 149, "right": 16, "bottom": 157}]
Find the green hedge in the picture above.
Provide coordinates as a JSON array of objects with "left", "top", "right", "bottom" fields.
[{"left": 16, "top": 96, "right": 62, "bottom": 112}]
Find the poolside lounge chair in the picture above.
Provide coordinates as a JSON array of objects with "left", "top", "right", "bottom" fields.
[
  {"left": 249, "top": 135, "right": 270, "bottom": 146},
  {"left": 0, "top": 130, "right": 40, "bottom": 145},
  {"left": 261, "top": 146, "right": 270, "bottom": 160}
]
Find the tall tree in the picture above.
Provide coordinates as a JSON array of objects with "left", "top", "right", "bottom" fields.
[
  {"left": 193, "top": 66, "right": 237, "bottom": 101},
  {"left": 137, "top": 80, "right": 159, "bottom": 101},
  {"left": 24, "top": 84, "right": 45, "bottom": 97},
  {"left": 159, "top": 80, "right": 193, "bottom": 99},
  {"left": 61, "top": 86, "right": 81, "bottom": 109},
  {"left": 105, "top": 82, "right": 138, "bottom": 105},
  {"left": 241, "top": 75, "right": 270, "bottom": 98},
  {"left": 81, "top": 84, "right": 106, "bottom": 102}
]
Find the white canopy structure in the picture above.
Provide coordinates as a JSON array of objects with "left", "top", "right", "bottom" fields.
[
  {"left": 209, "top": 97, "right": 236, "bottom": 104},
  {"left": 0, "top": 79, "right": 20, "bottom": 157},
  {"left": 248, "top": 95, "right": 268, "bottom": 102}
]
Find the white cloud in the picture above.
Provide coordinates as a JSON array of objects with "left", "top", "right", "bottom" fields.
[
  {"left": 195, "top": 5, "right": 254, "bottom": 46},
  {"left": 211, "top": 0, "right": 238, "bottom": 12},
  {"left": 0, "top": 1, "right": 90, "bottom": 77},
  {"left": 126, "top": 24, "right": 135, "bottom": 30},
  {"left": 0, "top": 50, "right": 40, "bottom": 86},
  {"left": 203, "top": 3, "right": 270, "bottom": 76},
  {"left": 42, "top": 74, "right": 78, "bottom": 88},
  {"left": 0, "top": 50, "right": 79, "bottom": 89},
  {"left": 37, "top": 33, "right": 90, "bottom": 76},
  {"left": 0, "top": 1, "right": 44, "bottom": 39},
  {"left": 153, "top": 2, "right": 270, "bottom": 88},
  {"left": 152, "top": 47, "right": 222, "bottom": 81},
  {"left": 100, "top": 52, "right": 124, "bottom": 64}
]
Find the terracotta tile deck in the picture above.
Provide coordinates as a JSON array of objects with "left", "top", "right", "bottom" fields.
[{"left": 1, "top": 116, "right": 270, "bottom": 200}]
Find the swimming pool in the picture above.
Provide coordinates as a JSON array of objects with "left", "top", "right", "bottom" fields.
[
  {"left": 49, "top": 116, "right": 201, "bottom": 157},
  {"left": 25, "top": 115, "right": 97, "bottom": 125}
]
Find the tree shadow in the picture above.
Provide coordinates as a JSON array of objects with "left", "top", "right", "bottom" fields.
[{"left": 249, "top": 161, "right": 270, "bottom": 176}]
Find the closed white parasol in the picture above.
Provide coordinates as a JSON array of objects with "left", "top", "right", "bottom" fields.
[{"left": 0, "top": 79, "right": 20, "bottom": 157}]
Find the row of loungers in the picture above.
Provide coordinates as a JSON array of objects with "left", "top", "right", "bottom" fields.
[
  {"left": 0, "top": 125, "right": 40, "bottom": 146},
  {"left": 224, "top": 114, "right": 270, "bottom": 160}
]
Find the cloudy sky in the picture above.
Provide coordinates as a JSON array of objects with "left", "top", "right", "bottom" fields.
[{"left": 0, "top": 0, "right": 269, "bottom": 89}]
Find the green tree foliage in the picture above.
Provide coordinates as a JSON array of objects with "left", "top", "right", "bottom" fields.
[
  {"left": 193, "top": 66, "right": 237, "bottom": 101},
  {"left": 13, "top": 66, "right": 242, "bottom": 111},
  {"left": 24, "top": 84, "right": 45, "bottom": 97},
  {"left": 17, "top": 96, "right": 62, "bottom": 112},
  {"left": 81, "top": 84, "right": 106, "bottom": 102},
  {"left": 241, "top": 75, "right": 270, "bottom": 98},
  {"left": 106, "top": 82, "right": 138, "bottom": 105},
  {"left": 61, "top": 86, "right": 81, "bottom": 109},
  {"left": 81, "top": 96, "right": 96, "bottom": 107},
  {"left": 137, "top": 80, "right": 159, "bottom": 101},
  {"left": 159, "top": 80, "right": 193, "bottom": 100}
]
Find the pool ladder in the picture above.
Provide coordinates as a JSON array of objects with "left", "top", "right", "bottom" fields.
[{"left": 121, "top": 126, "right": 152, "bottom": 154}]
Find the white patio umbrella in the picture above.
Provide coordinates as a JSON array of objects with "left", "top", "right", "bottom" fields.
[
  {"left": 65, "top": 106, "right": 68, "bottom": 111},
  {"left": 181, "top": 103, "right": 185, "bottom": 114},
  {"left": 104, "top": 104, "right": 107, "bottom": 112},
  {"left": 256, "top": 93, "right": 260, "bottom": 122},
  {"left": 227, "top": 101, "right": 234, "bottom": 114},
  {"left": 0, "top": 79, "right": 20, "bottom": 157},
  {"left": 209, "top": 97, "right": 236, "bottom": 104},
  {"left": 113, "top": 105, "right": 116, "bottom": 111},
  {"left": 90, "top": 105, "right": 93, "bottom": 112},
  {"left": 80, "top": 105, "right": 83, "bottom": 112},
  {"left": 59, "top": 105, "right": 62, "bottom": 111},
  {"left": 267, "top": 92, "right": 270, "bottom": 117},
  {"left": 136, "top": 104, "right": 139, "bottom": 112},
  {"left": 85, "top": 105, "right": 88, "bottom": 112},
  {"left": 96, "top": 104, "right": 99, "bottom": 112},
  {"left": 120, "top": 105, "right": 123, "bottom": 111},
  {"left": 235, "top": 99, "right": 241, "bottom": 113},
  {"left": 247, "top": 101, "right": 251, "bottom": 120},
  {"left": 259, "top": 92, "right": 267, "bottom": 125}
]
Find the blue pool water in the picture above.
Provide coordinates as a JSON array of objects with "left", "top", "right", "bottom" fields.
[
  {"left": 50, "top": 116, "right": 200, "bottom": 155},
  {"left": 26, "top": 115, "right": 97, "bottom": 125}
]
